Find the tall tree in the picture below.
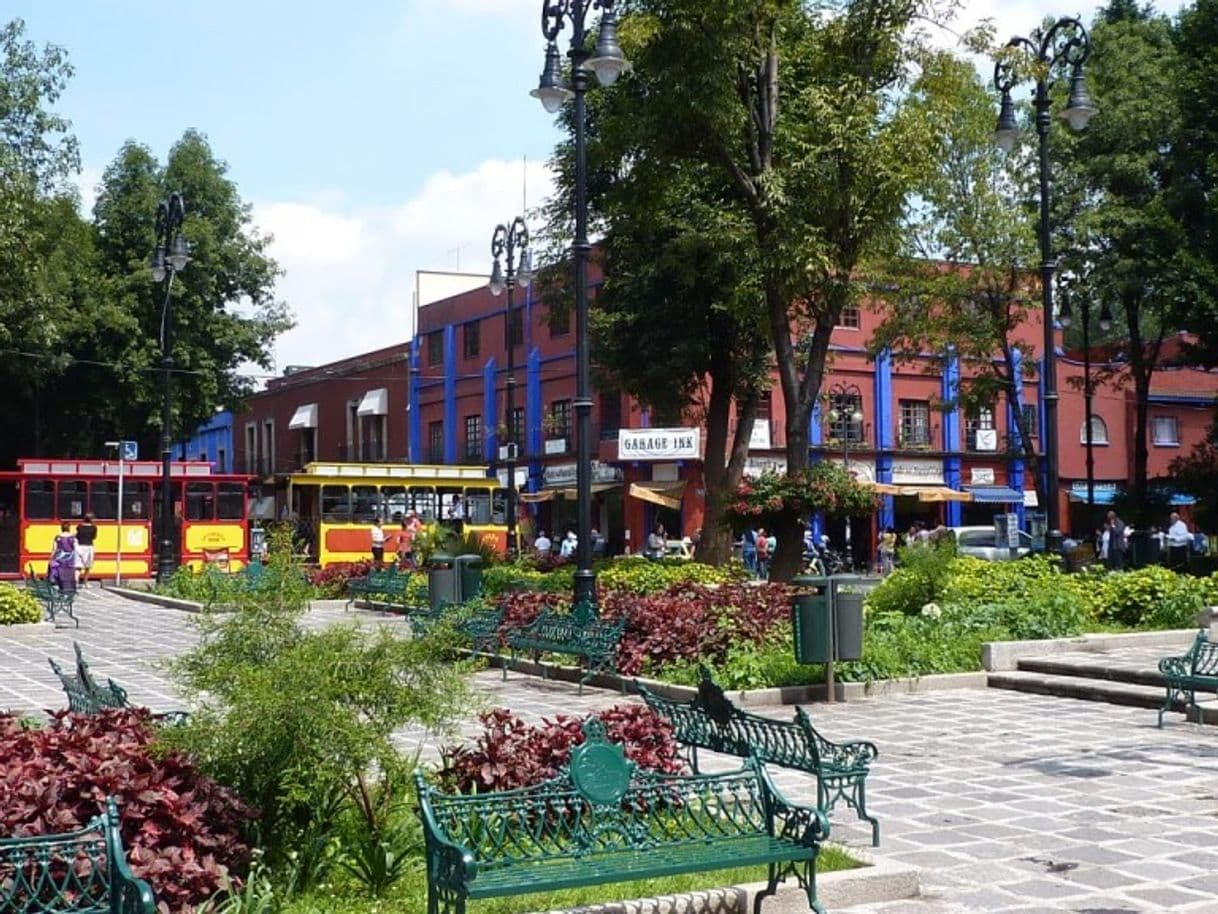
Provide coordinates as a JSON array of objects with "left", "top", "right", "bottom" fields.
[
  {"left": 544, "top": 0, "right": 954, "bottom": 578},
  {"left": 870, "top": 55, "right": 1044, "bottom": 498}
]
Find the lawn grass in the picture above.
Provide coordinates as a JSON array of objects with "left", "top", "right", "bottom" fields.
[{"left": 283, "top": 844, "right": 860, "bottom": 914}]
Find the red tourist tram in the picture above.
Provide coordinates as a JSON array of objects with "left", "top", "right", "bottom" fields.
[{"left": 0, "top": 458, "right": 254, "bottom": 580}]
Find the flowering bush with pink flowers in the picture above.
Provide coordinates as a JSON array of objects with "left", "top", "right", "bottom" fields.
[{"left": 724, "top": 463, "right": 878, "bottom": 525}]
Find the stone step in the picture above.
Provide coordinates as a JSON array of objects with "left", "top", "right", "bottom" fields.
[
  {"left": 1016, "top": 655, "right": 1165, "bottom": 688},
  {"left": 988, "top": 670, "right": 1218, "bottom": 724}
]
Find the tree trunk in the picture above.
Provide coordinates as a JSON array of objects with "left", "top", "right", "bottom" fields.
[{"left": 697, "top": 366, "right": 734, "bottom": 566}]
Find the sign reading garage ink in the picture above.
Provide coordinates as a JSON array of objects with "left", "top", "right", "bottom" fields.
[{"left": 617, "top": 428, "right": 701, "bottom": 461}]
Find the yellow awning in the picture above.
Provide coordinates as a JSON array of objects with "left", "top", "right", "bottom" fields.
[
  {"left": 521, "top": 483, "right": 619, "bottom": 503},
  {"left": 907, "top": 486, "right": 973, "bottom": 503},
  {"left": 628, "top": 481, "right": 686, "bottom": 510},
  {"left": 519, "top": 490, "right": 554, "bottom": 503},
  {"left": 869, "top": 482, "right": 903, "bottom": 495}
]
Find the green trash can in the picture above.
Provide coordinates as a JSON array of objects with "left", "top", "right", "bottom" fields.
[
  {"left": 791, "top": 575, "right": 832, "bottom": 664},
  {"left": 428, "top": 553, "right": 458, "bottom": 611},
  {"left": 454, "top": 553, "right": 484, "bottom": 602},
  {"left": 830, "top": 576, "right": 876, "bottom": 662}
]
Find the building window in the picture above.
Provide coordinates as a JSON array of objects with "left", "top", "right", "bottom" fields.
[
  {"left": 360, "top": 415, "right": 386, "bottom": 460},
  {"left": 509, "top": 309, "right": 524, "bottom": 347},
  {"left": 346, "top": 400, "right": 360, "bottom": 461},
  {"left": 549, "top": 399, "right": 572, "bottom": 440},
  {"left": 463, "top": 320, "right": 480, "bottom": 359},
  {"left": 464, "top": 415, "right": 482, "bottom": 460},
  {"left": 428, "top": 421, "right": 445, "bottom": 463},
  {"left": 510, "top": 406, "right": 525, "bottom": 447},
  {"left": 1080, "top": 415, "right": 1109, "bottom": 445},
  {"left": 217, "top": 448, "right": 227, "bottom": 472},
  {"left": 899, "top": 400, "right": 931, "bottom": 448},
  {"left": 298, "top": 428, "right": 317, "bottom": 466},
  {"left": 599, "top": 391, "right": 621, "bottom": 440},
  {"left": 965, "top": 407, "right": 995, "bottom": 452},
  {"left": 1152, "top": 416, "right": 1179, "bottom": 446},
  {"left": 1021, "top": 404, "right": 1039, "bottom": 439},
  {"left": 244, "top": 423, "right": 257, "bottom": 475},
  {"left": 549, "top": 307, "right": 571, "bottom": 337},
  {"left": 428, "top": 331, "right": 444, "bottom": 367},
  {"left": 837, "top": 306, "right": 861, "bottom": 329},
  {"left": 262, "top": 420, "right": 275, "bottom": 475},
  {"left": 828, "top": 391, "right": 864, "bottom": 443}
]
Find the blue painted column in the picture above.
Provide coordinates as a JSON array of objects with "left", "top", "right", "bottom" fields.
[
  {"left": 408, "top": 338, "right": 421, "bottom": 463},
  {"left": 942, "top": 348, "right": 963, "bottom": 526},
  {"left": 443, "top": 325, "right": 457, "bottom": 464},
  {"left": 809, "top": 401, "right": 824, "bottom": 542},
  {"left": 1009, "top": 348, "right": 1027, "bottom": 527},
  {"left": 482, "top": 358, "right": 498, "bottom": 462},
  {"left": 526, "top": 347, "right": 543, "bottom": 491},
  {"left": 874, "top": 348, "right": 895, "bottom": 531}
]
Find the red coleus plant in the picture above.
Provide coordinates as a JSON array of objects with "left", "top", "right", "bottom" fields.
[
  {"left": 0, "top": 709, "right": 254, "bottom": 914},
  {"left": 436, "top": 704, "right": 683, "bottom": 794}
]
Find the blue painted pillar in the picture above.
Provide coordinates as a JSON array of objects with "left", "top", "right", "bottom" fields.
[
  {"left": 942, "top": 348, "right": 962, "bottom": 525},
  {"left": 527, "top": 347, "right": 543, "bottom": 490},
  {"left": 875, "top": 348, "right": 895, "bottom": 531},
  {"left": 1010, "top": 348, "right": 1027, "bottom": 527},
  {"left": 483, "top": 358, "right": 498, "bottom": 462},
  {"left": 443, "top": 325, "right": 457, "bottom": 464},
  {"left": 808, "top": 400, "right": 824, "bottom": 543},
  {"left": 810, "top": 400, "right": 823, "bottom": 447},
  {"left": 408, "top": 338, "right": 421, "bottom": 463}
]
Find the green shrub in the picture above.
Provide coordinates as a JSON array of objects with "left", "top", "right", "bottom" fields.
[
  {"left": 596, "top": 557, "right": 745, "bottom": 594},
  {"left": 0, "top": 583, "right": 42, "bottom": 625},
  {"left": 940, "top": 553, "right": 1064, "bottom": 609},
  {"left": 1084, "top": 565, "right": 1218, "bottom": 628},
  {"left": 863, "top": 541, "right": 956, "bottom": 615}
]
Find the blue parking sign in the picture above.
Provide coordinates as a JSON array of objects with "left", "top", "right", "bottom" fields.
[{"left": 121, "top": 440, "right": 138, "bottom": 462}]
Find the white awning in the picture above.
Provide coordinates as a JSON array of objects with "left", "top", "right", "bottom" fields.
[
  {"left": 1024, "top": 490, "right": 1039, "bottom": 507},
  {"left": 357, "top": 388, "right": 388, "bottom": 416},
  {"left": 288, "top": 403, "right": 318, "bottom": 429}
]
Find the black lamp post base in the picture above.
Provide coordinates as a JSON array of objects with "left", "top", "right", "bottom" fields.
[
  {"left": 1046, "top": 529, "right": 1065, "bottom": 555},
  {"left": 156, "top": 540, "right": 177, "bottom": 584},
  {"left": 573, "top": 568, "right": 597, "bottom": 608}
]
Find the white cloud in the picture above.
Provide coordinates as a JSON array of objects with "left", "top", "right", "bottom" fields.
[
  {"left": 252, "top": 156, "right": 556, "bottom": 376},
  {"left": 74, "top": 162, "right": 105, "bottom": 217}
]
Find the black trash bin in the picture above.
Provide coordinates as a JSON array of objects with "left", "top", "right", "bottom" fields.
[
  {"left": 428, "top": 553, "right": 458, "bottom": 610},
  {"left": 454, "top": 554, "right": 484, "bottom": 602},
  {"left": 829, "top": 576, "right": 876, "bottom": 662},
  {"left": 790, "top": 576, "right": 831, "bottom": 664}
]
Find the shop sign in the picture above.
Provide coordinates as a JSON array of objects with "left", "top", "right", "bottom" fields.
[
  {"left": 495, "top": 468, "right": 529, "bottom": 487},
  {"left": 749, "top": 420, "right": 772, "bottom": 450},
  {"left": 543, "top": 461, "right": 623, "bottom": 488},
  {"left": 544, "top": 438, "right": 567, "bottom": 455},
  {"left": 891, "top": 458, "right": 944, "bottom": 485},
  {"left": 971, "top": 467, "right": 996, "bottom": 485},
  {"left": 828, "top": 458, "right": 875, "bottom": 483},
  {"left": 744, "top": 456, "right": 787, "bottom": 477},
  {"left": 617, "top": 428, "right": 701, "bottom": 460}
]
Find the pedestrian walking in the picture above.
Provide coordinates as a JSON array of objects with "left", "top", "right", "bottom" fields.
[
  {"left": 741, "top": 526, "right": 758, "bottom": 576},
  {"left": 878, "top": 527, "right": 897, "bottom": 575},
  {"left": 1166, "top": 512, "right": 1191, "bottom": 570},
  {"left": 533, "top": 530, "right": 552, "bottom": 558},
  {"left": 75, "top": 512, "right": 98, "bottom": 586},
  {"left": 370, "top": 518, "right": 385, "bottom": 568},
  {"left": 49, "top": 522, "right": 78, "bottom": 592},
  {"left": 756, "top": 528, "right": 771, "bottom": 580},
  {"left": 1106, "top": 511, "right": 1127, "bottom": 571}
]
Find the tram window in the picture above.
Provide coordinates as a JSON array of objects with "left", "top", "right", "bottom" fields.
[
  {"left": 321, "top": 485, "right": 351, "bottom": 523},
  {"left": 465, "top": 490, "right": 491, "bottom": 524},
  {"left": 217, "top": 483, "right": 245, "bottom": 520},
  {"left": 186, "top": 483, "right": 216, "bottom": 521},
  {"left": 352, "top": 485, "right": 380, "bottom": 523},
  {"left": 382, "top": 486, "right": 406, "bottom": 523},
  {"left": 409, "top": 487, "right": 437, "bottom": 521},
  {"left": 123, "top": 482, "right": 151, "bottom": 520},
  {"left": 25, "top": 480, "right": 55, "bottom": 519},
  {"left": 89, "top": 481, "right": 118, "bottom": 520},
  {"left": 492, "top": 488, "right": 508, "bottom": 525},
  {"left": 58, "top": 480, "right": 87, "bottom": 519},
  {"left": 438, "top": 487, "right": 463, "bottom": 521}
]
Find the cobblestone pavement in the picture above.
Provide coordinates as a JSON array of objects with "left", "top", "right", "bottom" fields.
[{"left": 4, "top": 588, "right": 1218, "bottom": 912}]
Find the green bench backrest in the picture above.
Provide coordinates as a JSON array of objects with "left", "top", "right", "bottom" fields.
[
  {"left": 0, "top": 809, "right": 118, "bottom": 914},
  {"left": 417, "top": 720, "right": 770, "bottom": 870},
  {"left": 1192, "top": 636, "right": 1218, "bottom": 677}
]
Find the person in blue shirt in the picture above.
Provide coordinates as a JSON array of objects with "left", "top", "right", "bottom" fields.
[{"left": 741, "top": 526, "right": 758, "bottom": 576}]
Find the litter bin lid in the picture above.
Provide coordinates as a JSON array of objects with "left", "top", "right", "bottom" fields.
[
  {"left": 791, "top": 575, "right": 828, "bottom": 586},
  {"left": 430, "top": 552, "right": 454, "bottom": 566},
  {"left": 455, "top": 553, "right": 484, "bottom": 565}
]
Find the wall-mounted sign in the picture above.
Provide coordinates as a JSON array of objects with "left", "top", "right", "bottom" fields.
[
  {"left": 974, "top": 429, "right": 999, "bottom": 452},
  {"left": 543, "top": 461, "right": 623, "bottom": 488},
  {"left": 544, "top": 438, "right": 567, "bottom": 455},
  {"left": 891, "top": 458, "right": 945, "bottom": 486},
  {"left": 744, "top": 456, "right": 787, "bottom": 478},
  {"left": 828, "top": 458, "right": 875, "bottom": 483},
  {"left": 749, "top": 420, "right": 772, "bottom": 451},
  {"left": 617, "top": 428, "right": 701, "bottom": 461},
  {"left": 970, "top": 467, "right": 996, "bottom": 485}
]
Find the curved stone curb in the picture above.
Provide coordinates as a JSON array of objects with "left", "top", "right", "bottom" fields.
[
  {"left": 100, "top": 585, "right": 204, "bottom": 613},
  {"left": 527, "top": 855, "right": 919, "bottom": 913},
  {"left": 981, "top": 628, "right": 1197, "bottom": 671}
]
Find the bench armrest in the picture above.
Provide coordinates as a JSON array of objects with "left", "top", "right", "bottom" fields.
[
  {"left": 822, "top": 738, "right": 879, "bottom": 769},
  {"left": 113, "top": 870, "right": 157, "bottom": 914},
  {"left": 1160, "top": 655, "right": 1191, "bottom": 678},
  {"left": 758, "top": 763, "right": 830, "bottom": 848},
  {"left": 414, "top": 772, "right": 478, "bottom": 888}
]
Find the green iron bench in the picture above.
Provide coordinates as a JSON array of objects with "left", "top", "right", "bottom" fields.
[
  {"left": 48, "top": 643, "right": 188, "bottom": 725},
  {"left": 503, "top": 600, "right": 625, "bottom": 694},
  {"left": 1158, "top": 630, "right": 1218, "bottom": 726},
  {"left": 0, "top": 795, "right": 156, "bottom": 914},
  {"left": 346, "top": 568, "right": 400, "bottom": 610},
  {"left": 415, "top": 717, "right": 830, "bottom": 914},
  {"left": 639, "top": 666, "right": 880, "bottom": 847},
  {"left": 25, "top": 575, "right": 78, "bottom": 627}
]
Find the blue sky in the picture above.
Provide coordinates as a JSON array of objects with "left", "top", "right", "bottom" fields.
[{"left": 18, "top": 0, "right": 1188, "bottom": 374}]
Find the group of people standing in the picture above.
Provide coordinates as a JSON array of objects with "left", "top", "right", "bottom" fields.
[
  {"left": 48, "top": 514, "right": 98, "bottom": 591},
  {"left": 741, "top": 527, "right": 778, "bottom": 579},
  {"left": 369, "top": 512, "right": 425, "bottom": 569},
  {"left": 1093, "top": 510, "right": 1201, "bottom": 571}
]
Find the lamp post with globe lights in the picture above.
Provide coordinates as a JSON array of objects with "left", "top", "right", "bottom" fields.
[
  {"left": 531, "top": 0, "right": 629, "bottom": 606},
  {"left": 993, "top": 16, "right": 1096, "bottom": 553},
  {"left": 489, "top": 217, "right": 534, "bottom": 559},
  {"left": 1057, "top": 270, "right": 1112, "bottom": 513},
  {"left": 825, "top": 382, "right": 865, "bottom": 571},
  {"left": 151, "top": 193, "right": 191, "bottom": 583}
]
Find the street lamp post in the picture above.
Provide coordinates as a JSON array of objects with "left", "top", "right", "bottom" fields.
[
  {"left": 151, "top": 193, "right": 191, "bottom": 583},
  {"left": 1058, "top": 272, "right": 1112, "bottom": 514},
  {"left": 993, "top": 17, "right": 1096, "bottom": 554},
  {"left": 825, "top": 382, "right": 864, "bottom": 571},
  {"left": 531, "top": 0, "right": 629, "bottom": 606},
  {"left": 489, "top": 217, "right": 534, "bottom": 560}
]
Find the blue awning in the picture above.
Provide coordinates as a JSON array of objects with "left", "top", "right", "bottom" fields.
[
  {"left": 1069, "top": 482, "right": 1117, "bottom": 504},
  {"left": 965, "top": 486, "right": 1024, "bottom": 503},
  {"left": 1171, "top": 493, "right": 1197, "bottom": 506}
]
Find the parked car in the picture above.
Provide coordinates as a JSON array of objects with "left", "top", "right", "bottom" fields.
[{"left": 948, "top": 526, "right": 1032, "bottom": 562}]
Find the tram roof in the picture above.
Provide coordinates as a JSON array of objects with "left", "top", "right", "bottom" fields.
[
  {"left": 14, "top": 458, "right": 249, "bottom": 480},
  {"left": 289, "top": 461, "right": 493, "bottom": 485}
]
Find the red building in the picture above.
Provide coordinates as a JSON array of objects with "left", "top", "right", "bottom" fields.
[{"left": 230, "top": 270, "right": 1218, "bottom": 554}]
